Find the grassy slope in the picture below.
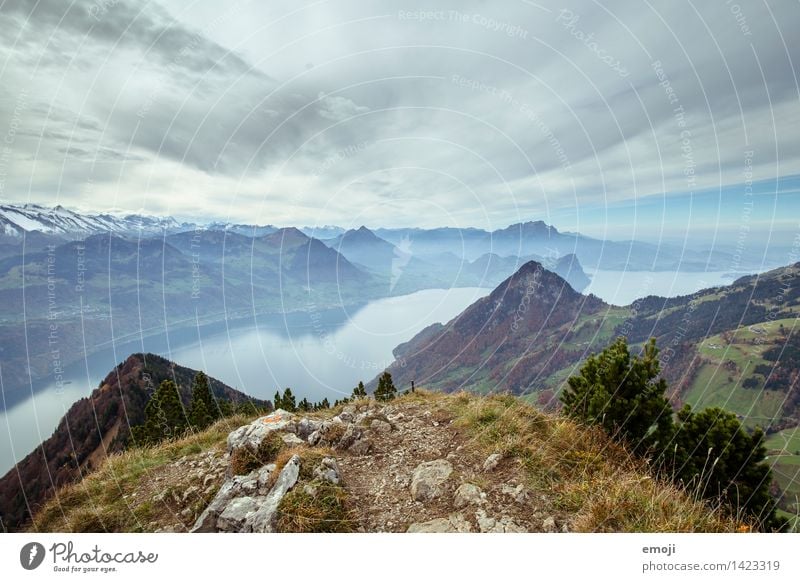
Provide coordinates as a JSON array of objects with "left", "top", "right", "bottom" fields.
[{"left": 31, "top": 392, "right": 740, "bottom": 533}]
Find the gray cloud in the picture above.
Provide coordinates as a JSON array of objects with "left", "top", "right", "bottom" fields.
[{"left": 0, "top": 0, "right": 798, "bottom": 231}]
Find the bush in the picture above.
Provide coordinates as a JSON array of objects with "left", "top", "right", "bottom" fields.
[{"left": 560, "top": 337, "right": 673, "bottom": 455}]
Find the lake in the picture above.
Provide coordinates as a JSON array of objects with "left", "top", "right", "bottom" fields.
[
  {"left": 0, "top": 287, "right": 490, "bottom": 475},
  {"left": 583, "top": 269, "right": 742, "bottom": 306}
]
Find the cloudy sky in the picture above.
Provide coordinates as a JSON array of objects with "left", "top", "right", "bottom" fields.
[{"left": 0, "top": 0, "right": 798, "bottom": 236}]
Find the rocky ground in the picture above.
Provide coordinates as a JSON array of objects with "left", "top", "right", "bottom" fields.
[{"left": 183, "top": 395, "right": 569, "bottom": 533}]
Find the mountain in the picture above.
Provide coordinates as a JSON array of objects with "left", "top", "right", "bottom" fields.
[
  {"left": 376, "top": 221, "right": 738, "bottom": 271},
  {"left": 0, "top": 229, "right": 378, "bottom": 408},
  {"left": 0, "top": 203, "right": 188, "bottom": 237},
  {"left": 387, "top": 261, "right": 606, "bottom": 394},
  {"left": 27, "top": 390, "right": 737, "bottom": 533},
  {"left": 549, "top": 253, "right": 591, "bottom": 292},
  {"left": 379, "top": 261, "right": 800, "bottom": 519},
  {"left": 0, "top": 353, "right": 267, "bottom": 532}
]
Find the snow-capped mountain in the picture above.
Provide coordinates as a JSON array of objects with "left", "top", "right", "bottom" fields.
[{"left": 0, "top": 203, "right": 190, "bottom": 237}]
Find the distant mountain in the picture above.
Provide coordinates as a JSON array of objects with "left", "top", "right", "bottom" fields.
[
  {"left": 0, "top": 353, "right": 267, "bottom": 532},
  {"left": 0, "top": 203, "right": 188, "bottom": 237},
  {"left": 376, "top": 221, "right": 737, "bottom": 271},
  {"left": 0, "top": 229, "right": 379, "bottom": 406}
]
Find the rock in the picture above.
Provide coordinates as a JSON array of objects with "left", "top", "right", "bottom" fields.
[
  {"left": 216, "top": 496, "right": 262, "bottom": 532},
  {"left": 476, "top": 509, "right": 526, "bottom": 533},
  {"left": 483, "top": 453, "right": 502, "bottom": 472},
  {"left": 500, "top": 483, "right": 528, "bottom": 504},
  {"left": 543, "top": 516, "right": 557, "bottom": 533},
  {"left": 256, "top": 464, "right": 276, "bottom": 495},
  {"left": 407, "top": 513, "right": 472, "bottom": 533},
  {"left": 281, "top": 433, "right": 305, "bottom": 446},
  {"left": 244, "top": 455, "right": 301, "bottom": 532},
  {"left": 307, "top": 430, "right": 321, "bottom": 446},
  {"left": 337, "top": 411, "right": 354, "bottom": 423},
  {"left": 226, "top": 409, "right": 295, "bottom": 452},
  {"left": 180, "top": 507, "right": 193, "bottom": 519},
  {"left": 454, "top": 483, "right": 484, "bottom": 509},
  {"left": 410, "top": 459, "right": 453, "bottom": 501},
  {"left": 386, "top": 412, "right": 405, "bottom": 423},
  {"left": 370, "top": 419, "right": 392, "bottom": 433},
  {"left": 191, "top": 467, "right": 270, "bottom": 532},
  {"left": 561, "top": 523, "right": 570, "bottom": 533},
  {"left": 313, "top": 457, "right": 341, "bottom": 485},
  {"left": 295, "top": 418, "right": 322, "bottom": 439},
  {"left": 334, "top": 424, "right": 362, "bottom": 450}
]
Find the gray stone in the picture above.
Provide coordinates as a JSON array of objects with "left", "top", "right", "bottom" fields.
[
  {"left": 410, "top": 459, "right": 453, "bottom": 501},
  {"left": 543, "top": 516, "right": 557, "bottom": 533},
  {"left": 483, "top": 453, "right": 502, "bottom": 472},
  {"left": 335, "top": 424, "right": 362, "bottom": 450},
  {"left": 407, "top": 513, "right": 472, "bottom": 533},
  {"left": 281, "top": 433, "right": 305, "bottom": 446},
  {"left": 295, "top": 417, "right": 322, "bottom": 439},
  {"left": 454, "top": 483, "right": 484, "bottom": 509},
  {"left": 370, "top": 419, "right": 392, "bottom": 433},
  {"left": 337, "top": 411, "right": 354, "bottom": 423},
  {"left": 500, "top": 483, "right": 528, "bottom": 504},
  {"left": 307, "top": 430, "right": 321, "bottom": 446},
  {"left": 313, "top": 457, "right": 341, "bottom": 485},
  {"left": 475, "top": 509, "right": 525, "bottom": 533},
  {"left": 349, "top": 438, "right": 371, "bottom": 455},
  {"left": 226, "top": 409, "right": 295, "bottom": 452},
  {"left": 245, "top": 455, "right": 301, "bottom": 533},
  {"left": 216, "top": 496, "right": 262, "bottom": 532}
]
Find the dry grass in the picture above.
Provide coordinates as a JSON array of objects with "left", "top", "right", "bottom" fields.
[
  {"left": 442, "top": 390, "right": 741, "bottom": 533},
  {"left": 230, "top": 431, "right": 285, "bottom": 476},
  {"left": 276, "top": 482, "right": 355, "bottom": 533},
  {"left": 29, "top": 414, "right": 256, "bottom": 532}
]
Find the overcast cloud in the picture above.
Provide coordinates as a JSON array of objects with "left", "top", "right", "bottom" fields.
[{"left": 0, "top": 0, "right": 798, "bottom": 231}]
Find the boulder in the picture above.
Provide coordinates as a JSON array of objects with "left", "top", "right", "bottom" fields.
[
  {"left": 295, "top": 417, "right": 322, "bottom": 439},
  {"left": 313, "top": 457, "right": 341, "bottom": 485},
  {"left": 226, "top": 410, "right": 295, "bottom": 452},
  {"left": 281, "top": 433, "right": 305, "bottom": 446},
  {"left": 244, "top": 455, "right": 301, "bottom": 533},
  {"left": 407, "top": 513, "right": 472, "bottom": 533},
  {"left": 216, "top": 496, "right": 261, "bottom": 532},
  {"left": 410, "top": 459, "right": 453, "bottom": 501},
  {"left": 454, "top": 483, "right": 484, "bottom": 508}
]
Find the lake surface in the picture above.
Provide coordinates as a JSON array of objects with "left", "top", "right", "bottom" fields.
[
  {"left": 583, "top": 269, "right": 743, "bottom": 306},
  {"left": 0, "top": 287, "right": 490, "bottom": 475}
]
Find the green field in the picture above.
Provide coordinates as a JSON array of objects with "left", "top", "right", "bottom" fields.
[{"left": 765, "top": 427, "right": 800, "bottom": 529}]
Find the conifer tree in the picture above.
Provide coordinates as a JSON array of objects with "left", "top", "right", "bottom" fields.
[
  {"left": 560, "top": 337, "right": 673, "bottom": 454},
  {"left": 189, "top": 372, "right": 217, "bottom": 428},
  {"left": 274, "top": 390, "right": 283, "bottom": 410},
  {"left": 352, "top": 381, "right": 367, "bottom": 399},
  {"left": 280, "top": 388, "right": 297, "bottom": 412},
  {"left": 132, "top": 379, "right": 188, "bottom": 445},
  {"left": 374, "top": 372, "right": 397, "bottom": 402}
]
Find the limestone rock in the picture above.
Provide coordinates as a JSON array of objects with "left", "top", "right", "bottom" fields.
[
  {"left": 407, "top": 513, "right": 472, "bottom": 533},
  {"left": 410, "top": 459, "right": 453, "bottom": 501},
  {"left": 226, "top": 409, "right": 294, "bottom": 452},
  {"left": 313, "top": 457, "right": 341, "bottom": 485},
  {"left": 454, "top": 483, "right": 484, "bottom": 509},
  {"left": 216, "top": 496, "right": 262, "bottom": 532},
  {"left": 543, "top": 516, "right": 557, "bottom": 533},
  {"left": 244, "top": 455, "right": 301, "bottom": 533},
  {"left": 281, "top": 433, "right": 305, "bottom": 446}
]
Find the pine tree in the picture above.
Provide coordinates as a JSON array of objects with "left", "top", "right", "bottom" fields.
[
  {"left": 670, "top": 405, "right": 786, "bottom": 531},
  {"left": 374, "top": 372, "right": 397, "bottom": 402},
  {"left": 560, "top": 337, "right": 673, "bottom": 454},
  {"left": 189, "top": 372, "right": 217, "bottom": 429},
  {"left": 298, "top": 398, "right": 310, "bottom": 412},
  {"left": 352, "top": 381, "right": 367, "bottom": 399},
  {"left": 274, "top": 390, "right": 283, "bottom": 410},
  {"left": 132, "top": 379, "right": 188, "bottom": 445},
  {"left": 280, "top": 388, "right": 296, "bottom": 412},
  {"left": 321, "top": 397, "right": 330, "bottom": 409}
]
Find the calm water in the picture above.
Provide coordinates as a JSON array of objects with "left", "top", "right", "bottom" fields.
[
  {"left": 0, "top": 287, "right": 490, "bottom": 474},
  {"left": 584, "top": 269, "right": 742, "bottom": 305}
]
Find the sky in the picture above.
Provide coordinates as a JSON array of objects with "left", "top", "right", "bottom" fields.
[{"left": 0, "top": 0, "right": 798, "bottom": 237}]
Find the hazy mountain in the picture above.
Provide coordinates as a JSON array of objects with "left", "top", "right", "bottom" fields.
[
  {"left": 0, "top": 353, "right": 267, "bottom": 532},
  {"left": 376, "top": 221, "right": 737, "bottom": 271}
]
